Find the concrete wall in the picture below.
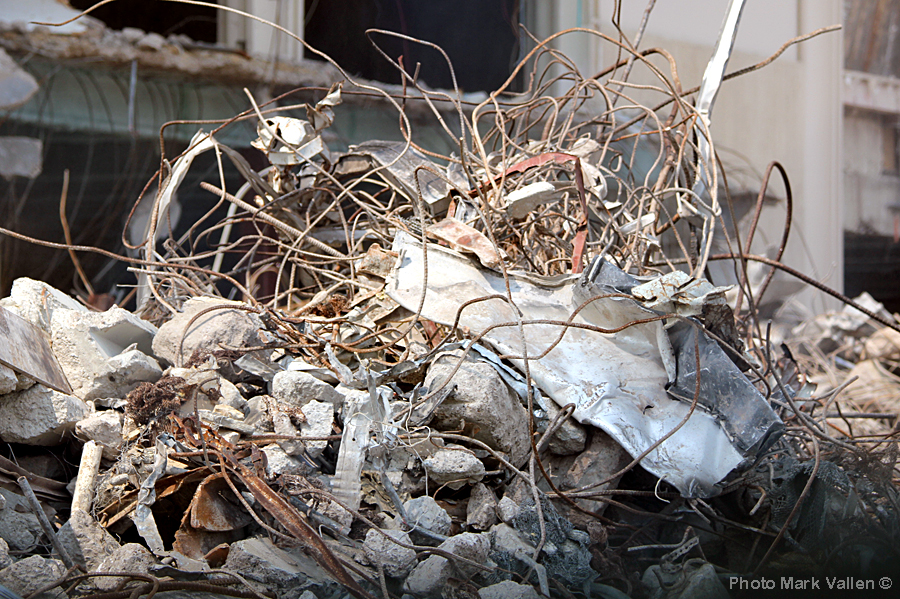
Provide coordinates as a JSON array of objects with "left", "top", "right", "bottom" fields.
[
  {"left": 219, "top": 0, "right": 304, "bottom": 62},
  {"left": 526, "top": 0, "right": 844, "bottom": 310},
  {"left": 844, "top": 107, "right": 900, "bottom": 234}
]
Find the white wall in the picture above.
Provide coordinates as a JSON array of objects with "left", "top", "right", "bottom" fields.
[
  {"left": 218, "top": 0, "right": 304, "bottom": 63},
  {"left": 527, "top": 0, "right": 844, "bottom": 309},
  {"left": 844, "top": 108, "right": 900, "bottom": 234}
]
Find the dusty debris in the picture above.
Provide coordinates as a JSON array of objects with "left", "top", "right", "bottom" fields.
[
  {"left": 424, "top": 349, "right": 532, "bottom": 468},
  {"left": 0, "top": 383, "right": 88, "bottom": 445},
  {"left": 151, "top": 297, "right": 270, "bottom": 368},
  {"left": 0, "top": 555, "right": 67, "bottom": 599},
  {"left": 362, "top": 528, "right": 417, "bottom": 578},
  {"left": 0, "top": 4, "right": 898, "bottom": 599},
  {"left": 57, "top": 508, "right": 120, "bottom": 571},
  {"left": 50, "top": 306, "right": 157, "bottom": 399}
]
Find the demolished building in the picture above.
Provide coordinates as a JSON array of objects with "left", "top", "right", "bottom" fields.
[{"left": 0, "top": 2, "right": 898, "bottom": 599}]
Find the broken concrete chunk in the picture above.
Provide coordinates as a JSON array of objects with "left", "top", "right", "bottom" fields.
[
  {"left": 363, "top": 528, "right": 417, "bottom": 578},
  {"left": 273, "top": 411, "right": 305, "bottom": 456},
  {"left": 425, "top": 350, "right": 530, "bottom": 466},
  {"left": 438, "top": 531, "right": 491, "bottom": 578},
  {"left": 196, "top": 409, "right": 256, "bottom": 436},
  {"left": 0, "top": 48, "right": 39, "bottom": 110},
  {"left": 0, "top": 363, "right": 16, "bottom": 395},
  {"left": 478, "top": 581, "right": 541, "bottom": 599},
  {"left": 245, "top": 395, "right": 274, "bottom": 432},
  {"left": 300, "top": 399, "right": 334, "bottom": 458},
  {"left": 357, "top": 242, "right": 397, "bottom": 278},
  {"left": 137, "top": 31, "right": 166, "bottom": 51},
  {"left": 214, "top": 403, "right": 245, "bottom": 420},
  {"left": 0, "top": 136, "right": 43, "bottom": 179},
  {"left": 403, "top": 553, "right": 453, "bottom": 598},
  {"left": 152, "top": 297, "right": 267, "bottom": 367},
  {"left": 223, "top": 537, "right": 339, "bottom": 599},
  {"left": 0, "top": 277, "right": 86, "bottom": 333},
  {"left": 0, "top": 555, "right": 67, "bottom": 599},
  {"left": 0, "top": 538, "right": 11, "bottom": 571},
  {"left": 174, "top": 363, "right": 247, "bottom": 412},
  {"left": 0, "top": 488, "right": 44, "bottom": 551},
  {"left": 424, "top": 447, "right": 486, "bottom": 490},
  {"left": 538, "top": 429, "right": 631, "bottom": 524},
  {"left": 120, "top": 26, "right": 145, "bottom": 43},
  {"left": 490, "top": 523, "right": 535, "bottom": 558},
  {"left": 76, "top": 410, "right": 124, "bottom": 460},
  {"left": 50, "top": 306, "right": 157, "bottom": 399},
  {"left": 215, "top": 378, "right": 248, "bottom": 412},
  {"left": 261, "top": 445, "right": 310, "bottom": 477},
  {"left": 82, "top": 349, "right": 162, "bottom": 401},
  {"left": 57, "top": 508, "right": 121, "bottom": 571},
  {"left": 220, "top": 431, "right": 241, "bottom": 445},
  {"left": 272, "top": 370, "right": 343, "bottom": 408},
  {"left": 0, "top": 383, "right": 89, "bottom": 444},
  {"left": 466, "top": 482, "right": 499, "bottom": 531},
  {"left": 15, "top": 371, "right": 36, "bottom": 392},
  {"left": 542, "top": 400, "right": 587, "bottom": 455},
  {"left": 94, "top": 543, "right": 157, "bottom": 592},
  {"left": 404, "top": 495, "right": 451, "bottom": 542},
  {"left": 496, "top": 496, "right": 520, "bottom": 524}
]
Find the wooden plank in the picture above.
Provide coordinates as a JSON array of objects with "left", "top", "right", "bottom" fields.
[{"left": 0, "top": 305, "right": 71, "bottom": 394}]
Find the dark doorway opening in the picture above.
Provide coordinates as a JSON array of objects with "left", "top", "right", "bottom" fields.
[
  {"left": 70, "top": 0, "right": 219, "bottom": 43},
  {"left": 844, "top": 231, "right": 900, "bottom": 314},
  {"left": 304, "top": 0, "right": 521, "bottom": 93}
]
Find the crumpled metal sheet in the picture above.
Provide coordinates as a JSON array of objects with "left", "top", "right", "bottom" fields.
[
  {"left": 631, "top": 270, "right": 731, "bottom": 317},
  {"left": 132, "top": 437, "right": 169, "bottom": 555},
  {"left": 336, "top": 141, "right": 452, "bottom": 214},
  {"left": 427, "top": 217, "right": 502, "bottom": 269},
  {"left": 0, "top": 305, "right": 71, "bottom": 394},
  {"left": 590, "top": 264, "right": 783, "bottom": 458},
  {"left": 250, "top": 83, "right": 341, "bottom": 165},
  {"left": 386, "top": 232, "right": 781, "bottom": 497}
]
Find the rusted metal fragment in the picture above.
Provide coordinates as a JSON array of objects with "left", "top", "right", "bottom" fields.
[
  {"left": 0, "top": 305, "right": 71, "bottom": 394},
  {"left": 190, "top": 473, "right": 253, "bottom": 532},
  {"left": 357, "top": 243, "right": 398, "bottom": 279},
  {"left": 0, "top": 454, "right": 69, "bottom": 502},
  {"left": 427, "top": 217, "right": 501, "bottom": 269},
  {"left": 220, "top": 452, "right": 375, "bottom": 599}
]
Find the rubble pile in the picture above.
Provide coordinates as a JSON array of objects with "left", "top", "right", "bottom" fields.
[{"left": 1, "top": 13, "right": 899, "bottom": 599}]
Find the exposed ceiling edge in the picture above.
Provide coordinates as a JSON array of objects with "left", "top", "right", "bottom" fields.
[{"left": 0, "top": 25, "right": 478, "bottom": 118}]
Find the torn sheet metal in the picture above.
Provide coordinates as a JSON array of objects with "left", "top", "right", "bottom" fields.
[
  {"left": 137, "top": 130, "right": 215, "bottom": 307},
  {"left": 505, "top": 181, "right": 562, "bottom": 220},
  {"left": 386, "top": 232, "right": 779, "bottom": 497},
  {"left": 426, "top": 217, "right": 502, "bottom": 269},
  {"left": 132, "top": 438, "right": 169, "bottom": 555},
  {"left": 0, "top": 305, "right": 71, "bottom": 393},
  {"left": 331, "top": 385, "right": 393, "bottom": 512},
  {"left": 252, "top": 116, "right": 326, "bottom": 165},
  {"left": 667, "top": 322, "right": 783, "bottom": 455},
  {"left": 336, "top": 141, "right": 452, "bottom": 215},
  {"left": 690, "top": 0, "right": 745, "bottom": 277},
  {"left": 251, "top": 84, "right": 341, "bottom": 165},
  {"left": 631, "top": 270, "right": 731, "bottom": 317},
  {"left": 584, "top": 261, "right": 783, "bottom": 458}
]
